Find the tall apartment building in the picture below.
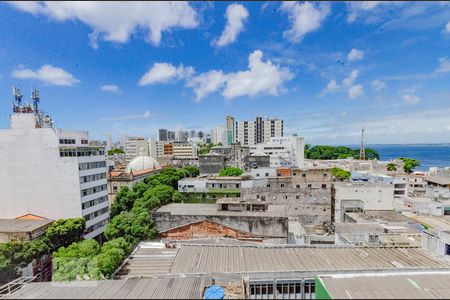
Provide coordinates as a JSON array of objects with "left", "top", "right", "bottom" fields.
[
  {"left": 158, "top": 129, "right": 168, "bottom": 142},
  {"left": 235, "top": 116, "right": 283, "bottom": 146},
  {"left": 0, "top": 90, "right": 109, "bottom": 239},
  {"left": 211, "top": 127, "right": 226, "bottom": 145},
  {"left": 173, "top": 142, "right": 197, "bottom": 159},
  {"left": 168, "top": 131, "right": 175, "bottom": 142},
  {"left": 148, "top": 138, "right": 165, "bottom": 159},
  {"left": 176, "top": 129, "right": 188, "bottom": 142},
  {"left": 123, "top": 137, "right": 149, "bottom": 163},
  {"left": 226, "top": 115, "right": 235, "bottom": 145}
]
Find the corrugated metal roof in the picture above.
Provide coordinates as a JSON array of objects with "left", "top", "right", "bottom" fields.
[
  {"left": 319, "top": 272, "right": 450, "bottom": 299},
  {"left": 6, "top": 276, "right": 211, "bottom": 299},
  {"left": 0, "top": 219, "right": 53, "bottom": 233},
  {"left": 168, "top": 244, "right": 450, "bottom": 274}
]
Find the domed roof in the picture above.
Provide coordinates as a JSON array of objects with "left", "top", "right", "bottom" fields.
[{"left": 125, "top": 156, "right": 160, "bottom": 174}]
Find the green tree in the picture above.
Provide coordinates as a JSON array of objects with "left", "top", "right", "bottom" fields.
[
  {"left": 45, "top": 218, "right": 86, "bottom": 249},
  {"left": 107, "top": 148, "right": 125, "bottom": 156},
  {"left": 386, "top": 162, "right": 398, "bottom": 172},
  {"left": 399, "top": 157, "right": 420, "bottom": 174},
  {"left": 305, "top": 145, "right": 380, "bottom": 160},
  {"left": 110, "top": 186, "right": 136, "bottom": 218},
  {"left": 218, "top": 167, "right": 244, "bottom": 177},
  {"left": 104, "top": 209, "right": 157, "bottom": 243},
  {"left": 143, "top": 185, "right": 175, "bottom": 206},
  {"left": 172, "top": 191, "right": 183, "bottom": 203},
  {"left": 331, "top": 167, "right": 351, "bottom": 181},
  {"left": 183, "top": 165, "right": 199, "bottom": 177}
]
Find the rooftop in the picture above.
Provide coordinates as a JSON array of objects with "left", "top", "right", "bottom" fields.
[
  {"left": 155, "top": 203, "right": 288, "bottom": 218},
  {"left": 6, "top": 276, "right": 211, "bottom": 299},
  {"left": 0, "top": 218, "right": 53, "bottom": 233},
  {"left": 345, "top": 210, "right": 417, "bottom": 224},
  {"left": 118, "top": 242, "right": 450, "bottom": 278},
  {"left": 425, "top": 176, "right": 450, "bottom": 186},
  {"left": 334, "top": 223, "right": 385, "bottom": 234},
  {"left": 317, "top": 272, "right": 450, "bottom": 299}
]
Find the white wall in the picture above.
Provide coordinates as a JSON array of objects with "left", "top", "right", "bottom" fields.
[
  {"left": 0, "top": 125, "right": 82, "bottom": 220},
  {"left": 334, "top": 182, "right": 394, "bottom": 222}
]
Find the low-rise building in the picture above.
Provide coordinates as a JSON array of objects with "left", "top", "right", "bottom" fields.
[
  {"left": 178, "top": 176, "right": 243, "bottom": 202},
  {"left": 402, "top": 196, "right": 450, "bottom": 216},
  {"left": 172, "top": 142, "right": 197, "bottom": 159},
  {"left": 152, "top": 199, "right": 289, "bottom": 244},
  {"left": 332, "top": 182, "right": 394, "bottom": 223},
  {"left": 107, "top": 155, "right": 164, "bottom": 206},
  {"left": 425, "top": 176, "right": 450, "bottom": 200},
  {"left": 0, "top": 217, "right": 53, "bottom": 243},
  {"left": 198, "top": 153, "right": 225, "bottom": 175}
]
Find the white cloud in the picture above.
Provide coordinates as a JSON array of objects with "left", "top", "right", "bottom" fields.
[
  {"left": 100, "top": 84, "right": 119, "bottom": 93},
  {"left": 186, "top": 70, "right": 227, "bottom": 101},
  {"left": 8, "top": 1, "right": 198, "bottom": 47},
  {"left": 436, "top": 57, "right": 450, "bottom": 73},
  {"left": 371, "top": 79, "right": 386, "bottom": 91},
  {"left": 215, "top": 3, "right": 249, "bottom": 47},
  {"left": 446, "top": 21, "right": 450, "bottom": 33},
  {"left": 402, "top": 94, "right": 421, "bottom": 104},
  {"left": 343, "top": 69, "right": 359, "bottom": 86},
  {"left": 139, "top": 63, "right": 193, "bottom": 86},
  {"left": 100, "top": 110, "right": 151, "bottom": 121},
  {"left": 280, "top": 2, "right": 330, "bottom": 43},
  {"left": 141, "top": 50, "right": 293, "bottom": 101},
  {"left": 12, "top": 64, "right": 80, "bottom": 86},
  {"left": 348, "top": 84, "right": 364, "bottom": 99},
  {"left": 321, "top": 79, "right": 340, "bottom": 95},
  {"left": 347, "top": 48, "right": 365, "bottom": 62},
  {"left": 346, "top": 1, "right": 387, "bottom": 22},
  {"left": 222, "top": 50, "right": 294, "bottom": 99}
]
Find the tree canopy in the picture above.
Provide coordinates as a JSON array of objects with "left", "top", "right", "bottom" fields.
[
  {"left": 399, "top": 157, "right": 420, "bottom": 174},
  {"left": 331, "top": 167, "right": 351, "bottom": 181},
  {"left": 198, "top": 143, "right": 222, "bottom": 155},
  {"left": 305, "top": 145, "right": 380, "bottom": 160},
  {"left": 218, "top": 167, "right": 244, "bottom": 177},
  {"left": 107, "top": 148, "right": 125, "bottom": 156},
  {"left": 386, "top": 162, "right": 398, "bottom": 172}
]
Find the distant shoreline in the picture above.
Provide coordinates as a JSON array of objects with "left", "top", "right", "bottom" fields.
[{"left": 335, "top": 144, "right": 450, "bottom": 147}]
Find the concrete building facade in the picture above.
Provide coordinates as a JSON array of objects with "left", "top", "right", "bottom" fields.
[
  {"left": 235, "top": 116, "right": 283, "bottom": 146},
  {"left": 249, "top": 136, "right": 305, "bottom": 168},
  {"left": 0, "top": 112, "right": 109, "bottom": 239},
  {"left": 123, "top": 137, "right": 149, "bottom": 163}
]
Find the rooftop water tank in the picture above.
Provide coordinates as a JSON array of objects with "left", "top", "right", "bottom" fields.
[{"left": 204, "top": 285, "right": 225, "bottom": 299}]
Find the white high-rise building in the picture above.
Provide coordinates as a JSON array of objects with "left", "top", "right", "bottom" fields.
[
  {"left": 148, "top": 138, "right": 165, "bottom": 159},
  {"left": 249, "top": 136, "right": 305, "bottom": 168},
  {"left": 211, "top": 127, "right": 226, "bottom": 145},
  {"left": 0, "top": 95, "right": 109, "bottom": 239},
  {"left": 124, "top": 137, "right": 149, "bottom": 162},
  {"left": 236, "top": 116, "right": 283, "bottom": 146}
]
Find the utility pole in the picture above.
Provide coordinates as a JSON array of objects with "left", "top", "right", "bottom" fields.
[{"left": 359, "top": 127, "right": 365, "bottom": 160}]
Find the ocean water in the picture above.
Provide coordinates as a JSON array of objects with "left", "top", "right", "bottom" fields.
[{"left": 366, "top": 144, "right": 450, "bottom": 172}]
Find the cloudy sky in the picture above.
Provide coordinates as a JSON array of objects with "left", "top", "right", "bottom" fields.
[{"left": 1, "top": 1, "right": 450, "bottom": 145}]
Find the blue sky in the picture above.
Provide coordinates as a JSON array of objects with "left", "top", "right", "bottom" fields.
[{"left": 1, "top": 1, "right": 450, "bottom": 145}]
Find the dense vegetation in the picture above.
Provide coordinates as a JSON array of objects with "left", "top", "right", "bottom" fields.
[
  {"left": 198, "top": 143, "right": 222, "bottom": 155},
  {"left": 399, "top": 157, "right": 420, "bottom": 174},
  {"left": 386, "top": 162, "right": 398, "bottom": 172},
  {"left": 107, "top": 148, "right": 125, "bottom": 156},
  {"left": 218, "top": 167, "right": 244, "bottom": 177},
  {"left": 304, "top": 144, "right": 380, "bottom": 160},
  {"left": 51, "top": 166, "right": 199, "bottom": 281},
  {"left": 331, "top": 167, "right": 351, "bottom": 181},
  {"left": 0, "top": 218, "right": 86, "bottom": 285}
]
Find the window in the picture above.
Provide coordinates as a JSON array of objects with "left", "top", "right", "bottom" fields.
[
  {"left": 296, "top": 185, "right": 300, "bottom": 188},
  {"left": 322, "top": 184, "right": 327, "bottom": 189},
  {"left": 296, "top": 195, "right": 300, "bottom": 199},
  {"left": 308, "top": 184, "right": 312, "bottom": 188},
  {"left": 323, "top": 173, "right": 328, "bottom": 177},
  {"left": 266, "top": 184, "right": 271, "bottom": 188},
  {"left": 265, "top": 173, "right": 269, "bottom": 176},
  {"left": 302, "top": 173, "right": 306, "bottom": 177},
  {"left": 280, "top": 184, "right": 285, "bottom": 188}
]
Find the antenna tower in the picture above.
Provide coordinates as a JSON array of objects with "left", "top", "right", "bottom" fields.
[{"left": 359, "top": 127, "right": 365, "bottom": 160}]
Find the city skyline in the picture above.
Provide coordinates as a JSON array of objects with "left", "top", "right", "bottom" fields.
[{"left": 1, "top": 2, "right": 450, "bottom": 144}]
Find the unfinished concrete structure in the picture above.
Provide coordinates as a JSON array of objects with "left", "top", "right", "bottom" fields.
[
  {"left": 241, "top": 167, "right": 333, "bottom": 226},
  {"left": 152, "top": 199, "right": 289, "bottom": 244}
]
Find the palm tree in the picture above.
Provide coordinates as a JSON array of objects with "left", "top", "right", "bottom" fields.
[{"left": 386, "top": 162, "right": 397, "bottom": 172}]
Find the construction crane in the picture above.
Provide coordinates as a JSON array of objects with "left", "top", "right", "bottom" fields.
[{"left": 359, "top": 127, "right": 365, "bottom": 160}]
